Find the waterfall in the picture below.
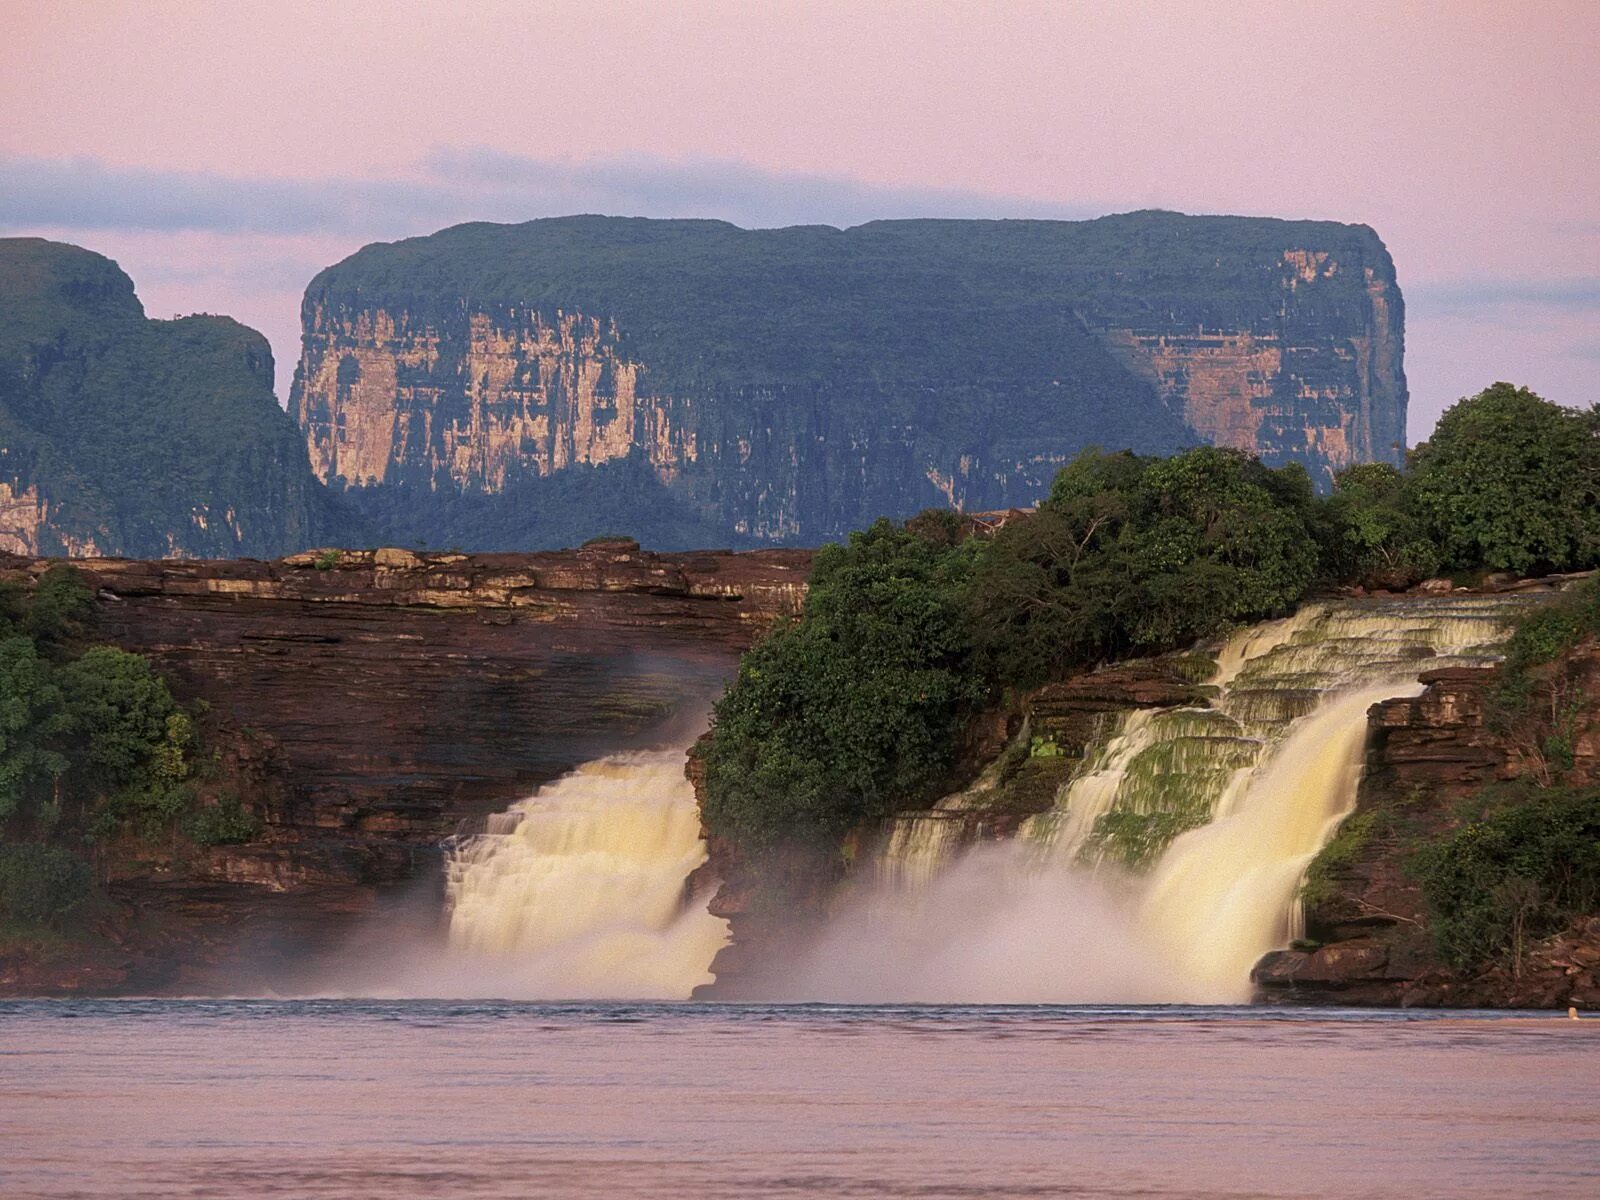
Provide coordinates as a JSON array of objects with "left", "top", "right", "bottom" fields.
[
  {"left": 442, "top": 749, "right": 727, "bottom": 999},
  {"left": 807, "top": 594, "right": 1534, "bottom": 1002}
]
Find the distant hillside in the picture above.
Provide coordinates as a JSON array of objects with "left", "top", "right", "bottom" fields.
[
  {"left": 0, "top": 238, "right": 340, "bottom": 558},
  {"left": 292, "top": 212, "right": 1407, "bottom": 550}
]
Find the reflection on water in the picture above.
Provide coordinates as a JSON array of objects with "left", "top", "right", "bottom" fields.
[{"left": 2, "top": 1001, "right": 1597, "bottom": 1199}]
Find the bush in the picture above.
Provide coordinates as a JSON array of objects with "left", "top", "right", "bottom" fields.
[
  {"left": 1322, "top": 463, "right": 1441, "bottom": 589},
  {"left": 0, "top": 843, "right": 92, "bottom": 929},
  {"left": 183, "top": 795, "right": 261, "bottom": 847},
  {"left": 968, "top": 447, "right": 1321, "bottom": 685},
  {"left": 0, "top": 634, "right": 71, "bottom": 820},
  {"left": 23, "top": 566, "right": 96, "bottom": 648},
  {"left": 1412, "top": 786, "right": 1600, "bottom": 971},
  {"left": 1301, "top": 809, "right": 1378, "bottom": 911}
]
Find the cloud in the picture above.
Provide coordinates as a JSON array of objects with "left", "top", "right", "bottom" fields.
[
  {"left": 1408, "top": 277, "right": 1600, "bottom": 316},
  {"left": 0, "top": 150, "right": 1097, "bottom": 240}
]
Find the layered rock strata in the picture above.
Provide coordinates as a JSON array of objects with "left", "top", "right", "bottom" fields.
[
  {"left": 293, "top": 212, "right": 1407, "bottom": 550},
  {"left": 1254, "top": 644, "right": 1600, "bottom": 1008},
  {"left": 0, "top": 543, "right": 808, "bottom": 994}
]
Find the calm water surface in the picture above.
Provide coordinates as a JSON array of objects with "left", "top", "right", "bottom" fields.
[{"left": 2, "top": 1001, "right": 1596, "bottom": 1199}]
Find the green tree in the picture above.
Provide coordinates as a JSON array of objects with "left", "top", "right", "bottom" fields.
[
  {"left": 58, "top": 647, "right": 194, "bottom": 838},
  {"left": 1412, "top": 786, "right": 1600, "bottom": 971},
  {"left": 969, "top": 447, "right": 1322, "bottom": 685},
  {"left": 1323, "top": 462, "right": 1441, "bottom": 589},
  {"left": 0, "top": 635, "right": 70, "bottom": 820},
  {"left": 700, "top": 519, "right": 977, "bottom": 847},
  {"left": 23, "top": 566, "right": 96, "bottom": 649},
  {"left": 1408, "top": 383, "right": 1600, "bottom": 574}
]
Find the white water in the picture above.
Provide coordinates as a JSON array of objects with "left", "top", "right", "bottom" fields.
[
  {"left": 424, "top": 596, "right": 1531, "bottom": 1003},
  {"left": 796, "top": 594, "right": 1532, "bottom": 1002},
  {"left": 442, "top": 750, "right": 727, "bottom": 999}
]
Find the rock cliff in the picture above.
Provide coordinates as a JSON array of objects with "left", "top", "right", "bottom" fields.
[
  {"left": 0, "top": 238, "right": 339, "bottom": 558},
  {"left": 292, "top": 212, "right": 1407, "bottom": 549},
  {"left": 0, "top": 543, "right": 807, "bottom": 994},
  {"left": 1254, "top": 642, "right": 1600, "bottom": 1008}
]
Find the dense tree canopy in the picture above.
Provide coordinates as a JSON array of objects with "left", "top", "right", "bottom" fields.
[
  {"left": 0, "top": 568, "right": 242, "bottom": 934},
  {"left": 1408, "top": 382, "right": 1600, "bottom": 574},
  {"left": 701, "top": 383, "right": 1600, "bottom": 852}
]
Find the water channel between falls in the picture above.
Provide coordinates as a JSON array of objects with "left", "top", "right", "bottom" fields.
[{"left": 438, "top": 593, "right": 1536, "bottom": 1003}]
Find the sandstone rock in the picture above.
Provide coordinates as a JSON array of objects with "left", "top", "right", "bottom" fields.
[
  {"left": 373, "top": 547, "right": 424, "bottom": 570},
  {"left": 291, "top": 215, "right": 1406, "bottom": 551}
]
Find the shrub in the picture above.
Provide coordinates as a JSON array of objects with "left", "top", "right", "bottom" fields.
[
  {"left": 1301, "top": 809, "right": 1378, "bottom": 911},
  {"left": 23, "top": 566, "right": 96, "bottom": 648},
  {"left": 1411, "top": 786, "right": 1600, "bottom": 971},
  {"left": 183, "top": 795, "right": 261, "bottom": 846},
  {"left": 1322, "top": 463, "right": 1441, "bottom": 589},
  {"left": 0, "top": 634, "right": 71, "bottom": 820},
  {"left": 968, "top": 447, "right": 1321, "bottom": 685},
  {"left": 0, "top": 843, "right": 92, "bottom": 929}
]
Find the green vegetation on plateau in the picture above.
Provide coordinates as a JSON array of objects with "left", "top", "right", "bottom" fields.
[
  {"left": 703, "top": 383, "right": 1600, "bottom": 851},
  {"left": 0, "top": 238, "right": 343, "bottom": 558},
  {"left": 0, "top": 567, "right": 255, "bottom": 940}
]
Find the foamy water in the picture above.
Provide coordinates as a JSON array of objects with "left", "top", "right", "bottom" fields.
[{"left": 2, "top": 1001, "right": 1596, "bottom": 1200}]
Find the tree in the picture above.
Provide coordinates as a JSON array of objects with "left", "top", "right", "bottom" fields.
[
  {"left": 700, "top": 519, "right": 976, "bottom": 847},
  {"left": 968, "top": 447, "right": 1322, "bottom": 685},
  {"left": 1324, "top": 462, "right": 1441, "bottom": 589},
  {"left": 0, "top": 636, "right": 70, "bottom": 820},
  {"left": 1408, "top": 383, "right": 1600, "bottom": 574}
]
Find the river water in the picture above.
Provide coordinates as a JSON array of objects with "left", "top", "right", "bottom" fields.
[{"left": 3, "top": 1001, "right": 1596, "bottom": 1199}]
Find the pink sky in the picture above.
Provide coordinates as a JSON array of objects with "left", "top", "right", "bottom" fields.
[{"left": 2, "top": 0, "right": 1595, "bottom": 439}]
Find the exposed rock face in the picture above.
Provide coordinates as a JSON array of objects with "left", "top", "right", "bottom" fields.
[
  {"left": 1254, "top": 648, "right": 1600, "bottom": 1009},
  {"left": 292, "top": 212, "right": 1406, "bottom": 550},
  {"left": 0, "top": 238, "right": 339, "bottom": 558},
  {"left": 0, "top": 544, "right": 808, "bottom": 994}
]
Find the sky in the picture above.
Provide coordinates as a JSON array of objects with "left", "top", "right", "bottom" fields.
[{"left": 1, "top": 0, "right": 1595, "bottom": 442}]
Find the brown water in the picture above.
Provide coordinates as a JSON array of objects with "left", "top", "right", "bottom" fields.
[{"left": 2, "top": 1001, "right": 1596, "bottom": 1199}]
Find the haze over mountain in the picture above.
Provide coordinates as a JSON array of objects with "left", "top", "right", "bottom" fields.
[
  {"left": 0, "top": 209, "right": 1404, "bottom": 555},
  {"left": 0, "top": 238, "right": 337, "bottom": 558}
]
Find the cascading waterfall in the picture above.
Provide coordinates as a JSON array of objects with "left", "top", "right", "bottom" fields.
[
  {"left": 807, "top": 593, "right": 1535, "bottom": 1003},
  {"left": 406, "top": 594, "right": 1534, "bottom": 1004},
  {"left": 442, "top": 749, "right": 727, "bottom": 999}
]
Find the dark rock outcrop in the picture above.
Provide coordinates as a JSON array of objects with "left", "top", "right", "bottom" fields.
[
  {"left": 1254, "top": 650, "right": 1600, "bottom": 1008},
  {"left": 0, "top": 544, "right": 808, "bottom": 994},
  {"left": 292, "top": 212, "right": 1407, "bottom": 550}
]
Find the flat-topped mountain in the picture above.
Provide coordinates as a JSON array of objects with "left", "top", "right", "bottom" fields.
[
  {"left": 0, "top": 238, "right": 338, "bottom": 558},
  {"left": 292, "top": 211, "right": 1407, "bottom": 549}
]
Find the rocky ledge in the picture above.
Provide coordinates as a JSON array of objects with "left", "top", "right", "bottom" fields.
[
  {"left": 0, "top": 541, "right": 809, "bottom": 995},
  {"left": 1255, "top": 651, "right": 1600, "bottom": 1009}
]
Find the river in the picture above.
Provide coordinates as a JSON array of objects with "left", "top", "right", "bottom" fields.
[{"left": 3, "top": 1001, "right": 1596, "bottom": 1199}]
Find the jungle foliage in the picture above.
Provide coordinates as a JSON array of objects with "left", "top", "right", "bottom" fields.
[
  {"left": 1413, "top": 785, "right": 1600, "bottom": 972},
  {"left": 701, "top": 383, "right": 1600, "bottom": 850},
  {"left": 0, "top": 568, "right": 238, "bottom": 933}
]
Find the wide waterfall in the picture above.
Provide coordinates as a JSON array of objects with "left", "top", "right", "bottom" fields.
[
  {"left": 413, "top": 594, "right": 1529, "bottom": 1004},
  {"left": 792, "top": 594, "right": 1532, "bottom": 1003},
  {"left": 441, "top": 750, "right": 727, "bottom": 999}
]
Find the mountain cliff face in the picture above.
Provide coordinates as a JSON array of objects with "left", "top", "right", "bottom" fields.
[
  {"left": 0, "top": 238, "right": 338, "bottom": 558},
  {"left": 292, "top": 212, "right": 1407, "bottom": 549}
]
